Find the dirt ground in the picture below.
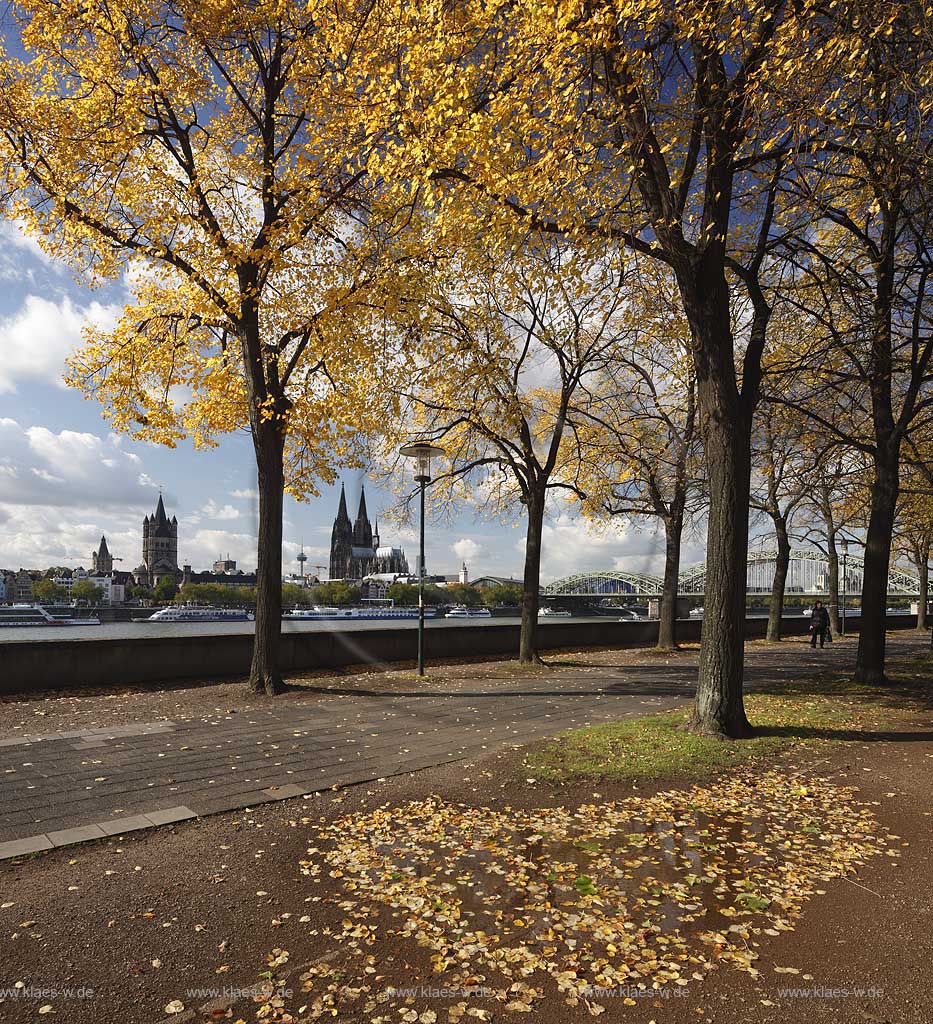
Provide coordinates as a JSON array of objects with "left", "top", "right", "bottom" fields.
[{"left": 0, "top": 640, "right": 930, "bottom": 1024}]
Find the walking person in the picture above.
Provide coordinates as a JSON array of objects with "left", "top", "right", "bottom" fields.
[{"left": 809, "top": 600, "right": 830, "bottom": 648}]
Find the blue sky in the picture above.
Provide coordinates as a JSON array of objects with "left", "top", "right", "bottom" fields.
[{"left": 0, "top": 220, "right": 705, "bottom": 581}]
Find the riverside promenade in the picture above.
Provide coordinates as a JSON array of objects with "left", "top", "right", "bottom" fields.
[{"left": 0, "top": 635, "right": 883, "bottom": 859}]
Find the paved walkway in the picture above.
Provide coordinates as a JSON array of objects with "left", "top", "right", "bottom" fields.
[{"left": 0, "top": 639, "right": 879, "bottom": 859}]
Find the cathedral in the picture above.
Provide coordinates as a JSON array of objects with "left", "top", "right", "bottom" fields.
[
  {"left": 329, "top": 484, "right": 410, "bottom": 580},
  {"left": 133, "top": 494, "right": 179, "bottom": 587}
]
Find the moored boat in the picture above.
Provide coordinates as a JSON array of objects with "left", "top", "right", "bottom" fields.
[
  {"left": 283, "top": 606, "right": 438, "bottom": 620},
  {"left": 0, "top": 604, "right": 101, "bottom": 627},
  {"left": 145, "top": 606, "right": 253, "bottom": 622},
  {"left": 444, "top": 605, "right": 492, "bottom": 618}
]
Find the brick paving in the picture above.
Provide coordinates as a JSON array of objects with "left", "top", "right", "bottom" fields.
[{"left": 0, "top": 638, "right": 885, "bottom": 857}]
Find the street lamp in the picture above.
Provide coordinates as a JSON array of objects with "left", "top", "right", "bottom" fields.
[
  {"left": 399, "top": 441, "right": 446, "bottom": 675},
  {"left": 841, "top": 538, "right": 849, "bottom": 636}
]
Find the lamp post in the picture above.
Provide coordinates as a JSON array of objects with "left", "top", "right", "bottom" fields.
[
  {"left": 399, "top": 442, "right": 445, "bottom": 676},
  {"left": 841, "top": 538, "right": 849, "bottom": 636}
]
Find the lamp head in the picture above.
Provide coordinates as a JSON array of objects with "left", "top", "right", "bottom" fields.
[{"left": 399, "top": 441, "right": 446, "bottom": 482}]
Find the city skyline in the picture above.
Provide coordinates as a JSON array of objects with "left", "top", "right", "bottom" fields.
[{"left": 0, "top": 219, "right": 699, "bottom": 581}]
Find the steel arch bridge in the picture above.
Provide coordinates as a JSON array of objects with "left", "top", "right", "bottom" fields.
[
  {"left": 543, "top": 549, "right": 922, "bottom": 599},
  {"left": 542, "top": 570, "right": 664, "bottom": 598}
]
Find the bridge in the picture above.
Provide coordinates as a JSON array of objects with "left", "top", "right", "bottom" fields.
[{"left": 543, "top": 549, "right": 923, "bottom": 599}]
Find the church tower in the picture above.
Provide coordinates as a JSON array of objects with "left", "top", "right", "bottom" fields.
[
  {"left": 138, "top": 494, "right": 179, "bottom": 585},
  {"left": 329, "top": 483, "right": 353, "bottom": 580},
  {"left": 92, "top": 535, "right": 113, "bottom": 574},
  {"left": 352, "top": 486, "right": 374, "bottom": 549}
]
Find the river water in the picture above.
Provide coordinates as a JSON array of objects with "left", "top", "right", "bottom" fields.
[
  {"left": 0, "top": 609, "right": 842, "bottom": 644},
  {"left": 0, "top": 614, "right": 542, "bottom": 643}
]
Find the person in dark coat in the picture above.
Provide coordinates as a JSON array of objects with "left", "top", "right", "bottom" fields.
[{"left": 809, "top": 601, "right": 830, "bottom": 648}]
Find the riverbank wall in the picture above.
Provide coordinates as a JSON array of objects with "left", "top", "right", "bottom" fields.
[{"left": 0, "top": 614, "right": 920, "bottom": 694}]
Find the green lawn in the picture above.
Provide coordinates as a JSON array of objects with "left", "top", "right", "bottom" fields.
[{"left": 524, "top": 650, "right": 932, "bottom": 784}]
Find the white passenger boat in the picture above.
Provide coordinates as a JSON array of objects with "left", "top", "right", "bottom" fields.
[
  {"left": 445, "top": 606, "right": 492, "bottom": 618},
  {"left": 145, "top": 606, "right": 253, "bottom": 622},
  {"left": 283, "top": 606, "right": 438, "bottom": 620},
  {"left": 539, "top": 607, "right": 571, "bottom": 618},
  {"left": 0, "top": 604, "right": 101, "bottom": 627}
]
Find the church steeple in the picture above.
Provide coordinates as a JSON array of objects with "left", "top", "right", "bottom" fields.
[
  {"left": 373, "top": 517, "right": 380, "bottom": 549},
  {"left": 93, "top": 535, "right": 113, "bottom": 574},
  {"left": 352, "top": 485, "right": 373, "bottom": 548},
  {"left": 335, "top": 483, "right": 350, "bottom": 525}
]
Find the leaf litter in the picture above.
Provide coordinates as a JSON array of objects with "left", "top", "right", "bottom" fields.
[{"left": 256, "top": 771, "right": 894, "bottom": 1021}]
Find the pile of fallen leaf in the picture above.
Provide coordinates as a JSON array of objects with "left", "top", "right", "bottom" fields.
[{"left": 257, "top": 772, "right": 894, "bottom": 1021}]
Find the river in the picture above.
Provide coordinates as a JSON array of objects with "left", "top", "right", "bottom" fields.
[{"left": 0, "top": 614, "right": 535, "bottom": 643}]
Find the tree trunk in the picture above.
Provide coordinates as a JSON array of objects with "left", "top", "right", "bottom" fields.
[
  {"left": 826, "top": 531, "right": 841, "bottom": 636},
  {"left": 855, "top": 446, "right": 899, "bottom": 684},
  {"left": 688, "top": 410, "right": 754, "bottom": 736},
  {"left": 676, "top": 256, "right": 755, "bottom": 739},
  {"left": 657, "top": 512, "right": 683, "bottom": 651},
  {"left": 249, "top": 421, "right": 286, "bottom": 695},
  {"left": 917, "top": 557, "right": 929, "bottom": 631},
  {"left": 519, "top": 494, "right": 545, "bottom": 664},
  {"left": 766, "top": 517, "right": 790, "bottom": 642}
]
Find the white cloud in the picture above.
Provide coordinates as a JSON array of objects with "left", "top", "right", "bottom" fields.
[
  {"left": 452, "top": 537, "right": 481, "bottom": 562},
  {"left": 0, "top": 504, "right": 142, "bottom": 570},
  {"left": 230, "top": 488, "right": 258, "bottom": 499},
  {"left": 0, "top": 419, "right": 154, "bottom": 507},
  {"left": 183, "top": 530, "right": 258, "bottom": 571},
  {"left": 0, "top": 220, "right": 69, "bottom": 283},
  {"left": 0, "top": 294, "right": 122, "bottom": 393},
  {"left": 535, "top": 513, "right": 706, "bottom": 583},
  {"left": 197, "top": 498, "right": 242, "bottom": 521},
  {"left": 0, "top": 220, "right": 58, "bottom": 264}
]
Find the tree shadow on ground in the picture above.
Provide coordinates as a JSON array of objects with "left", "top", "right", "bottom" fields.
[{"left": 751, "top": 725, "right": 933, "bottom": 743}]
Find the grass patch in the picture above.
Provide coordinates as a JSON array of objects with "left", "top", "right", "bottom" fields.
[{"left": 524, "top": 652, "right": 932, "bottom": 784}]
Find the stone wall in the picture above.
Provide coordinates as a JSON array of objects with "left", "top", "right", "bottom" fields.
[{"left": 0, "top": 614, "right": 919, "bottom": 695}]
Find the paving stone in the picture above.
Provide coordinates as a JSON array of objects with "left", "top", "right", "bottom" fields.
[
  {"left": 98, "top": 814, "right": 155, "bottom": 836},
  {"left": 0, "top": 834, "right": 53, "bottom": 859},
  {"left": 143, "top": 805, "right": 197, "bottom": 826},
  {"left": 47, "top": 823, "right": 108, "bottom": 846}
]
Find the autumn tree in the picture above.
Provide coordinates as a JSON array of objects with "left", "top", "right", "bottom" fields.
[
  {"left": 894, "top": 461, "right": 933, "bottom": 630},
  {"left": 369, "top": 0, "right": 862, "bottom": 735},
  {"left": 0, "top": 1, "right": 411, "bottom": 694},
  {"left": 32, "top": 578, "right": 66, "bottom": 604},
  {"left": 793, "top": 455, "right": 866, "bottom": 635},
  {"left": 72, "top": 579, "right": 104, "bottom": 605},
  {"left": 578, "top": 262, "right": 703, "bottom": 651},
  {"left": 387, "top": 237, "right": 625, "bottom": 663},
  {"left": 772, "top": 1, "right": 933, "bottom": 681},
  {"left": 748, "top": 402, "right": 816, "bottom": 641}
]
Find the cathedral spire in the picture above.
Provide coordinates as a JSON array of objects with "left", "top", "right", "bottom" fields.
[
  {"left": 352, "top": 484, "right": 373, "bottom": 549},
  {"left": 335, "top": 482, "right": 350, "bottom": 524},
  {"left": 373, "top": 516, "right": 380, "bottom": 549}
]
